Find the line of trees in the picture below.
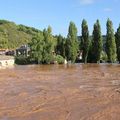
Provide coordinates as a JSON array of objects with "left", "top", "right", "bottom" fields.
[{"left": 28, "top": 18, "right": 120, "bottom": 64}]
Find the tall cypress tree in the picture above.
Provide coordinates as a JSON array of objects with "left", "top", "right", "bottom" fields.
[
  {"left": 81, "top": 19, "right": 90, "bottom": 63},
  {"left": 42, "top": 26, "right": 53, "bottom": 64},
  {"left": 115, "top": 25, "right": 120, "bottom": 63},
  {"left": 56, "top": 34, "right": 66, "bottom": 58},
  {"left": 91, "top": 20, "right": 102, "bottom": 63},
  {"left": 106, "top": 19, "right": 116, "bottom": 63},
  {"left": 66, "top": 21, "right": 79, "bottom": 63}
]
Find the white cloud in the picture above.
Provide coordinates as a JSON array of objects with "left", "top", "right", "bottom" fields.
[
  {"left": 79, "top": 0, "right": 95, "bottom": 5},
  {"left": 104, "top": 8, "right": 112, "bottom": 12}
]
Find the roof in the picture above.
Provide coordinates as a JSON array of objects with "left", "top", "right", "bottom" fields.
[
  {"left": 16, "top": 45, "right": 30, "bottom": 51},
  {"left": 0, "top": 49, "right": 8, "bottom": 51}
]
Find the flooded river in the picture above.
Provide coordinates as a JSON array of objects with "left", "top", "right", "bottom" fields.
[{"left": 0, "top": 64, "right": 120, "bottom": 120}]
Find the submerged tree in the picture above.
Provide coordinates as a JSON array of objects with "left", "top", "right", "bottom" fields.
[
  {"left": 106, "top": 19, "right": 116, "bottom": 63},
  {"left": 65, "top": 21, "right": 79, "bottom": 63},
  {"left": 115, "top": 24, "right": 120, "bottom": 63},
  {"left": 90, "top": 20, "right": 102, "bottom": 63},
  {"left": 81, "top": 19, "right": 90, "bottom": 63}
]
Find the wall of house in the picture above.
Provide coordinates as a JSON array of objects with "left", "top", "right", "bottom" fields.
[{"left": 0, "top": 59, "right": 14, "bottom": 68}]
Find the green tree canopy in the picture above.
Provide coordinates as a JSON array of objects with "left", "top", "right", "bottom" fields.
[
  {"left": 29, "top": 26, "right": 54, "bottom": 64},
  {"left": 66, "top": 21, "right": 79, "bottom": 63},
  {"left": 55, "top": 34, "right": 66, "bottom": 58},
  {"left": 90, "top": 20, "right": 103, "bottom": 63},
  {"left": 115, "top": 24, "right": 120, "bottom": 62},
  {"left": 81, "top": 19, "right": 90, "bottom": 63},
  {"left": 106, "top": 18, "right": 116, "bottom": 63},
  {"left": 29, "top": 32, "right": 44, "bottom": 63}
]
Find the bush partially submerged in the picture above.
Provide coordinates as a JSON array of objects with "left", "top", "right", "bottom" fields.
[
  {"left": 100, "top": 51, "right": 108, "bottom": 62},
  {"left": 15, "top": 56, "right": 30, "bottom": 65},
  {"left": 54, "top": 55, "right": 64, "bottom": 64}
]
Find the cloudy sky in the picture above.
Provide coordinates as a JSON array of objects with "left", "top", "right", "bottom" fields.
[{"left": 0, "top": 0, "right": 120, "bottom": 36}]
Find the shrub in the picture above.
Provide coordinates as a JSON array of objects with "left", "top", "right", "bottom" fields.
[
  {"left": 54, "top": 55, "right": 64, "bottom": 64},
  {"left": 100, "top": 51, "right": 108, "bottom": 62},
  {"left": 15, "top": 56, "right": 30, "bottom": 65}
]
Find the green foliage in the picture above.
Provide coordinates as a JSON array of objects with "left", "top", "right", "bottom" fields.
[
  {"left": 0, "top": 19, "right": 119, "bottom": 64},
  {"left": 29, "top": 33, "right": 44, "bottom": 64},
  {"left": 81, "top": 19, "right": 90, "bottom": 63},
  {"left": 0, "top": 31, "right": 8, "bottom": 48},
  {"left": 42, "top": 26, "right": 54, "bottom": 63},
  {"left": 0, "top": 20, "right": 12, "bottom": 25},
  {"left": 89, "top": 20, "right": 102, "bottom": 63},
  {"left": 54, "top": 55, "right": 64, "bottom": 64},
  {"left": 106, "top": 19, "right": 116, "bottom": 63},
  {"left": 15, "top": 56, "right": 30, "bottom": 65},
  {"left": 87, "top": 41, "right": 93, "bottom": 62},
  {"left": 115, "top": 25, "right": 120, "bottom": 62},
  {"left": 55, "top": 34, "right": 66, "bottom": 58},
  {"left": 100, "top": 51, "right": 108, "bottom": 62},
  {"left": 17, "top": 24, "right": 41, "bottom": 35},
  {"left": 66, "top": 21, "right": 79, "bottom": 63},
  {"left": 0, "top": 19, "right": 42, "bottom": 49},
  {"left": 29, "top": 26, "right": 54, "bottom": 64}
]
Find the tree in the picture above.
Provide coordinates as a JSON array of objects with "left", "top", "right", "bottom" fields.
[
  {"left": 90, "top": 20, "right": 103, "bottom": 63},
  {"left": 55, "top": 34, "right": 66, "bottom": 58},
  {"left": 115, "top": 24, "right": 120, "bottom": 63},
  {"left": 29, "top": 26, "right": 54, "bottom": 64},
  {"left": 106, "top": 19, "right": 116, "bottom": 63},
  {"left": 55, "top": 34, "right": 63, "bottom": 55},
  {"left": 81, "top": 19, "right": 90, "bottom": 63},
  {"left": 65, "top": 21, "right": 79, "bottom": 63},
  {"left": 29, "top": 32, "right": 44, "bottom": 63},
  {"left": 42, "top": 26, "right": 53, "bottom": 63}
]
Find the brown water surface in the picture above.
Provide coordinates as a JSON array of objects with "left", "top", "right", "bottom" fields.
[{"left": 0, "top": 64, "right": 120, "bottom": 120}]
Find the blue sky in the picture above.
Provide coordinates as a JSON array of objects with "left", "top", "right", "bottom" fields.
[{"left": 0, "top": 0, "right": 120, "bottom": 36}]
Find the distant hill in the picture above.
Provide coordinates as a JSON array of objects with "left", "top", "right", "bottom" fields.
[
  {"left": 0, "top": 19, "right": 107, "bottom": 50},
  {"left": 0, "top": 20, "right": 42, "bottom": 49}
]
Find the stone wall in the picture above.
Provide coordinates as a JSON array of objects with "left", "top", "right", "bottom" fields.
[{"left": 0, "top": 59, "right": 14, "bottom": 68}]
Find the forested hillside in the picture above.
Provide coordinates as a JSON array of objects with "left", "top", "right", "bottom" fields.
[{"left": 0, "top": 20, "right": 42, "bottom": 49}]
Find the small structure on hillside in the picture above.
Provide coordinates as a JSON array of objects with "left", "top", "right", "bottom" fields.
[{"left": 16, "top": 45, "right": 30, "bottom": 57}]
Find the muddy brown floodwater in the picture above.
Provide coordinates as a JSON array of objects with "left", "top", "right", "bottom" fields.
[{"left": 0, "top": 64, "right": 120, "bottom": 120}]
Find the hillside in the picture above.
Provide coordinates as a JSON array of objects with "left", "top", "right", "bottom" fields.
[
  {"left": 0, "top": 19, "right": 107, "bottom": 50},
  {"left": 0, "top": 20, "right": 42, "bottom": 49}
]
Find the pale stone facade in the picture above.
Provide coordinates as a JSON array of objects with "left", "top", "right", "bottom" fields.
[{"left": 0, "top": 56, "right": 14, "bottom": 68}]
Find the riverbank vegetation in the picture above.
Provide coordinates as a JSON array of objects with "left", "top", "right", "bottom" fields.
[{"left": 0, "top": 19, "right": 120, "bottom": 64}]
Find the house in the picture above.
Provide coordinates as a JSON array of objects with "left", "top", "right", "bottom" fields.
[
  {"left": 5, "top": 50, "right": 15, "bottom": 56},
  {"left": 0, "top": 49, "right": 8, "bottom": 55},
  {"left": 0, "top": 49, "right": 15, "bottom": 56},
  {"left": 0, "top": 56, "right": 14, "bottom": 68},
  {"left": 16, "top": 45, "right": 30, "bottom": 57}
]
